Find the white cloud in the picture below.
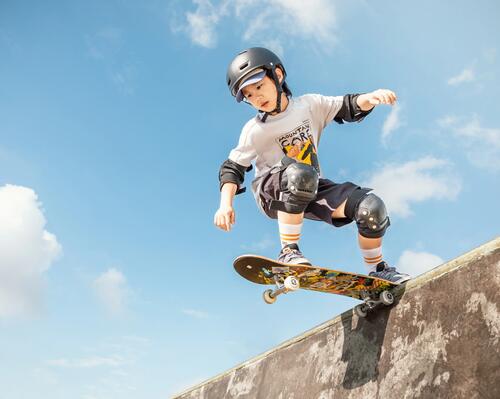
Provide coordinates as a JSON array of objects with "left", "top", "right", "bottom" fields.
[
  {"left": 362, "top": 157, "right": 461, "bottom": 218},
  {"left": 271, "top": 0, "right": 336, "bottom": 43},
  {"left": 381, "top": 103, "right": 403, "bottom": 144},
  {"left": 241, "top": 0, "right": 337, "bottom": 46},
  {"left": 0, "top": 185, "right": 62, "bottom": 318},
  {"left": 177, "top": 0, "right": 338, "bottom": 50},
  {"left": 438, "top": 114, "right": 500, "bottom": 171},
  {"left": 185, "top": 0, "right": 224, "bottom": 48},
  {"left": 453, "top": 119, "right": 500, "bottom": 146},
  {"left": 92, "top": 268, "right": 130, "bottom": 316},
  {"left": 437, "top": 115, "right": 457, "bottom": 127},
  {"left": 397, "top": 250, "right": 444, "bottom": 277},
  {"left": 259, "top": 38, "right": 285, "bottom": 58},
  {"left": 47, "top": 355, "right": 127, "bottom": 368},
  {"left": 182, "top": 308, "right": 210, "bottom": 319},
  {"left": 447, "top": 67, "right": 475, "bottom": 86},
  {"left": 43, "top": 336, "right": 148, "bottom": 397}
]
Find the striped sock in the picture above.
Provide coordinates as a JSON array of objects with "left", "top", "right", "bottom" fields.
[
  {"left": 361, "top": 246, "right": 383, "bottom": 273},
  {"left": 278, "top": 222, "right": 303, "bottom": 247}
]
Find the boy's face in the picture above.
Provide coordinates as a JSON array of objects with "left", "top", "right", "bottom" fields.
[{"left": 241, "top": 69, "right": 284, "bottom": 113}]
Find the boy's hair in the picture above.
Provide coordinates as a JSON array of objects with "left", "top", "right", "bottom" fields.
[{"left": 283, "top": 82, "right": 292, "bottom": 97}]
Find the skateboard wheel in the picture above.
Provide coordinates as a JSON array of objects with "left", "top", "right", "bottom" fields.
[
  {"left": 380, "top": 290, "right": 394, "bottom": 305},
  {"left": 263, "top": 289, "right": 277, "bottom": 304},
  {"left": 284, "top": 276, "right": 300, "bottom": 291},
  {"left": 355, "top": 304, "right": 368, "bottom": 318}
]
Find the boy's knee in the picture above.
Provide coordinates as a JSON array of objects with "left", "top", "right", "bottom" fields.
[
  {"left": 345, "top": 189, "right": 390, "bottom": 238},
  {"left": 270, "top": 163, "right": 319, "bottom": 214}
]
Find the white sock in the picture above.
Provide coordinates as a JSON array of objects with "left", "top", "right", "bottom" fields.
[
  {"left": 278, "top": 222, "right": 303, "bottom": 247},
  {"left": 361, "top": 246, "right": 383, "bottom": 273}
]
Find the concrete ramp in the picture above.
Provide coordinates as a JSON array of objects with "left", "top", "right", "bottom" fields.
[{"left": 173, "top": 238, "right": 500, "bottom": 399}]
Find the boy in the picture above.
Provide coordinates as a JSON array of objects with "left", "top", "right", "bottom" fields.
[{"left": 214, "top": 47, "right": 410, "bottom": 283}]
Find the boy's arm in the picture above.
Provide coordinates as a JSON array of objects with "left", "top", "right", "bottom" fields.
[
  {"left": 215, "top": 182, "right": 238, "bottom": 231},
  {"left": 215, "top": 122, "right": 256, "bottom": 231},
  {"left": 219, "top": 159, "right": 252, "bottom": 195},
  {"left": 220, "top": 182, "right": 238, "bottom": 207},
  {"left": 356, "top": 89, "right": 397, "bottom": 110},
  {"left": 215, "top": 159, "right": 252, "bottom": 231},
  {"left": 333, "top": 94, "right": 373, "bottom": 124},
  {"left": 333, "top": 89, "right": 397, "bottom": 124}
]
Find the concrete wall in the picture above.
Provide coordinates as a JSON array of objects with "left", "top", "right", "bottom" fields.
[{"left": 173, "top": 238, "right": 500, "bottom": 399}]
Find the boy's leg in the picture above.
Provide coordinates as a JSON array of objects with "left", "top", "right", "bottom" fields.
[
  {"left": 253, "top": 165, "right": 313, "bottom": 265},
  {"left": 331, "top": 199, "right": 383, "bottom": 273},
  {"left": 277, "top": 210, "right": 310, "bottom": 264},
  {"left": 358, "top": 234, "right": 383, "bottom": 273},
  {"left": 277, "top": 210, "right": 304, "bottom": 247},
  {"left": 271, "top": 162, "right": 318, "bottom": 265},
  {"left": 301, "top": 178, "right": 409, "bottom": 281},
  {"left": 331, "top": 194, "right": 410, "bottom": 283}
]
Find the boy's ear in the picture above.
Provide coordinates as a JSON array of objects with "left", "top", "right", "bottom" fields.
[{"left": 276, "top": 67, "right": 284, "bottom": 83}]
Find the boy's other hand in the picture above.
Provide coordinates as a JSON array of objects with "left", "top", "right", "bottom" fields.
[
  {"left": 214, "top": 206, "right": 236, "bottom": 231},
  {"left": 366, "top": 89, "right": 397, "bottom": 105}
]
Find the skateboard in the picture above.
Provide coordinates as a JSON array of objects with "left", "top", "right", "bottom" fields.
[{"left": 233, "top": 254, "right": 400, "bottom": 318}]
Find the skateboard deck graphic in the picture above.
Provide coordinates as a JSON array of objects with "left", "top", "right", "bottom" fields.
[{"left": 234, "top": 254, "right": 399, "bottom": 316}]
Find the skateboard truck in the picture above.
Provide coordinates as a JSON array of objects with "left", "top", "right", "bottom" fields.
[
  {"left": 354, "top": 290, "right": 394, "bottom": 317},
  {"left": 263, "top": 275, "right": 300, "bottom": 304}
]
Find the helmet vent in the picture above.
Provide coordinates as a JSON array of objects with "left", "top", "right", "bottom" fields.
[{"left": 239, "top": 62, "right": 248, "bottom": 70}]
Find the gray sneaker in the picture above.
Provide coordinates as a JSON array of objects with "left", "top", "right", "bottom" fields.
[
  {"left": 369, "top": 261, "right": 411, "bottom": 284},
  {"left": 278, "top": 243, "right": 311, "bottom": 265}
]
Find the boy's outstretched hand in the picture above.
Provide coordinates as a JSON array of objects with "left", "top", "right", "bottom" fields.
[
  {"left": 215, "top": 182, "right": 238, "bottom": 231},
  {"left": 357, "top": 89, "right": 397, "bottom": 110},
  {"left": 214, "top": 205, "right": 235, "bottom": 231}
]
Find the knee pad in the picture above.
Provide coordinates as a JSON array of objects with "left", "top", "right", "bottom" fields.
[
  {"left": 278, "top": 162, "right": 319, "bottom": 214},
  {"left": 346, "top": 190, "right": 390, "bottom": 238}
]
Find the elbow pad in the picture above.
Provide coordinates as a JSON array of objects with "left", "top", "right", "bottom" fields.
[
  {"left": 219, "top": 159, "right": 252, "bottom": 195},
  {"left": 333, "top": 94, "right": 373, "bottom": 124}
]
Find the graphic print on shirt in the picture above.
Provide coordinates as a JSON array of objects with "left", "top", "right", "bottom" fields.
[{"left": 276, "top": 120, "right": 320, "bottom": 173}]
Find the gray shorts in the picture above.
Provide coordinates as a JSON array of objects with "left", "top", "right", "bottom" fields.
[{"left": 252, "top": 169, "right": 363, "bottom": 227}]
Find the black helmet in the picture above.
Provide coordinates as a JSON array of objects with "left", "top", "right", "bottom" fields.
[
  {"left": 226, "top": 47, "right": 287, "bottom": 98},
  {"left": 226, "top": 47, "right": 290, "bottom": 121}
]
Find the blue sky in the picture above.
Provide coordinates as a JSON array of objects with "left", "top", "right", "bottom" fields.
[{"left": 1, "top": 0, "right": 499, "bottom": 397}]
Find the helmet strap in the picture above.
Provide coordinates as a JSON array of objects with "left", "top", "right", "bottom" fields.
[{"left": 260, "top": 65, "right": 283, "bottom": 123}]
